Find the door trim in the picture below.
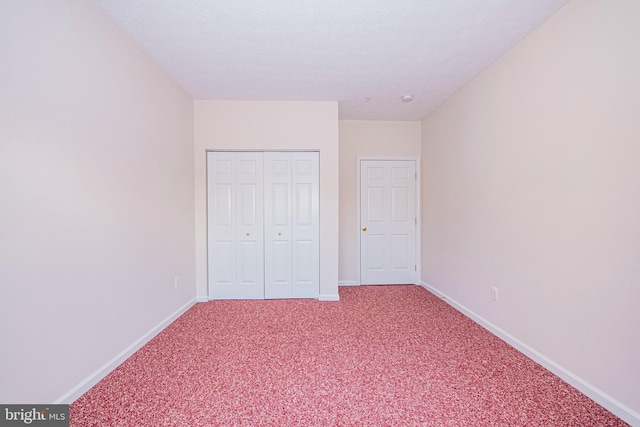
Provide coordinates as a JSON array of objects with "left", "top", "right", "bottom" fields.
[{"left": 356, "top": 156, "right": 421, "bottom": 285}]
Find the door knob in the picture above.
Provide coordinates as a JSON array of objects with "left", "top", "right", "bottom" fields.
[
  {"left": 362, "top": 226, "right": 367, "bottom": 231},
  {"left": 278, "top": 232, "right": 282, "bottom": 236},
  {"left": 246, "top": 233, "right": 250, "bottom": 237}
]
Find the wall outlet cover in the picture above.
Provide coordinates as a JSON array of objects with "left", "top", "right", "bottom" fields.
[{"left": 491, "top": 286, "right": 499, "bottom": 302}]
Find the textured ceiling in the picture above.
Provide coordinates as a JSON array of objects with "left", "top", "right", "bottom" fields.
[{"left": 90, "top": 0, "right": 568, "bottom": 120}]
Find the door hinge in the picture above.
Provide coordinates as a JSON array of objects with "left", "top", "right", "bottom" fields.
[
  {"left": 415, "top": 172, "right": 417, "bottom": 180},
  {"left": 414, "top": 265, "right": 417, "bottom": 271},
  {"left": 414, "top": 217, "right": 417, "bottom": 225}
]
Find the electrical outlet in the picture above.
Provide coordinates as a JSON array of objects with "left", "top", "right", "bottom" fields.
[
  {"left": 491, "top": 286, "right": 499, "bottom": 302},
  {"left": 174, "top": 276, "right": 180, "bottom": 289}
]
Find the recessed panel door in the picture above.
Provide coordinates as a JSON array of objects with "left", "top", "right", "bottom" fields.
[{"left": 360, "top": 160, "right": 417, "bottom": 285}]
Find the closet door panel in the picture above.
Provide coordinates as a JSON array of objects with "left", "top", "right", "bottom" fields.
[
  {"left": 264, "top": 152, "right": 293, "bottom": 299},
  {"left": 208, "top": 152, "right": 264, "bottom": 300},
  {"left": 208, "top": 153, "right": 235, "bottom": 298},
  {"left": 291, "top": 152, "right": 319, "bottom": 298},
  {"left": 271, "top": 240, "right": 291, "bottom": 283},
  {"left": 234, "top": 152, "right": 264, "bottom": 299}
]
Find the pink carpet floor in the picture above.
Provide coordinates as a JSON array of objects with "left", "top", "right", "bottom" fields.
[{"left": 70, "top": 285, "right": 627, "bottom": 426}]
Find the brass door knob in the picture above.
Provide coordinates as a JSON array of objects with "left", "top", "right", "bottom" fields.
[
  {"left": 278, "top": 232, "right": 282, "bottom": 236},
  {"left": 362, "top": 226, "right": 367, "bottom": 231},
  {"left": 246, "top": 233, "right": 250, "bottom": 237}
]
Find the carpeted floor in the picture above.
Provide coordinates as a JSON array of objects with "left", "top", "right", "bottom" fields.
[{"left": 70, "top": 285, "right": 627, "bottom": 426}]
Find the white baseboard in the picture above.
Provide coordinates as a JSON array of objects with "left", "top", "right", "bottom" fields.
[
  {"left": 55, "top": 298, "right": 197, "bottom": 404},
  {"left": 338, "top": 280, "right": 359, "bottom": 286},
  {"left": 196, "top": 295, "right": 209, "bottom": 302},
  {"left": 318, "top": 294, "right": 340, "bottom": 301},
  {"left": 419, "top": 281, "right": 640, "bottom": 426}
]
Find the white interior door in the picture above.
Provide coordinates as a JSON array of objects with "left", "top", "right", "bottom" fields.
[
  {"left": 208, "top": 152, "right": 264, "bottom": 299},
  {"left": 360, "top": 160, "right": 417, "bottom": 285},
  {"left": 264, "top": 152, "right": 319, "bottom": 299}
]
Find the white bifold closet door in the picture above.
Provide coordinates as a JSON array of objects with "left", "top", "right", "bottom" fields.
[
  {"left": 208, "top": 152, "right": 265, "bottom": 299},
  {"left": 207, "top": 151, "right": 319, "bottom": 300},
  {"left": 264, "top": 152, "right": 319, "bottom": 299}
]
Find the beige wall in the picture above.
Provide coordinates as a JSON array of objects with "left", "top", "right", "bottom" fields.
[
  {"left": 421, "top": 0, "right": 640, "bottom": 422},
  {"left": 0, "top": 1, "right": 195, "bottom": 403},
  {"left": 194, "top": 101, "right": 339, "bottom": 299},
  {"left": 338, "top": 121, "right": 421, "bottom": 283}
]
